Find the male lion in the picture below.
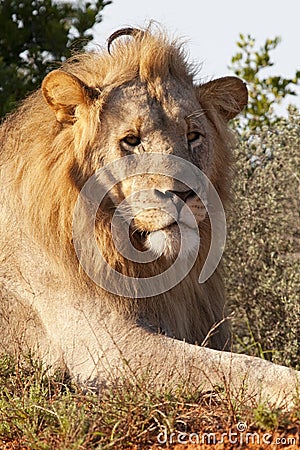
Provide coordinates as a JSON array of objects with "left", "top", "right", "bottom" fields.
[{"left": 0, "top": 27, "right": 298, "bottom": 404}]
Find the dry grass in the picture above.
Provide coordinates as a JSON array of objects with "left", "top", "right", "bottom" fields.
[{"left": 0, "top": 354, "right": 299, "bottom": 449}]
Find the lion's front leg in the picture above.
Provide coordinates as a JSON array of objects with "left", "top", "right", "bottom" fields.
[{"left": 49, "top": 308, "right": 299, "bottom": 407}]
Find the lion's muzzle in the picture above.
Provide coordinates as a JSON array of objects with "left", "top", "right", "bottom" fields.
[
  {"left": 112, "top": 186, "right": 207, "bottom": 259},
  {"left": 129, "top": 187, "right": 207, "bottom": 232}
]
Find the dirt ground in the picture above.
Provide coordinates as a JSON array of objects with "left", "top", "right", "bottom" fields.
[{"left": 2, "top": 428, "right": 299, "bottom": 449}]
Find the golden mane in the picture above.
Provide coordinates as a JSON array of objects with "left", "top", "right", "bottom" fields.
[{"left": 65, "top": 26, "right": 196, "bottom": 92}]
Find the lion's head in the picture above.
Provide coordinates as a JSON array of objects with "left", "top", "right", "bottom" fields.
[{"left": 37, "top": 27, "right": 247, "bottom": 271}]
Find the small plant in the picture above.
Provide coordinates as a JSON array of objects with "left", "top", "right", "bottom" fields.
[
  {"left": 253, "top": 403, "right": 280, "bottom": 430},
  {"left": 229, "top": 34, "right": 300, "bottom": 130}
]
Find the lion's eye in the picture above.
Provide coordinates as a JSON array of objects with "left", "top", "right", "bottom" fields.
[
  {"left": 187, "top": 131, "right": 202, "bottom": 143},
  {"left": 121, "top": 135, "right": 141, "bottom": 147}
]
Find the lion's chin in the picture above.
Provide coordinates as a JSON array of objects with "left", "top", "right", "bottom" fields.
[{"left": 144, "top": 223, "right": 199, "bottom": 260}]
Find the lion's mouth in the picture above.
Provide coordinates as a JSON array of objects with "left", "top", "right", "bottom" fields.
[
  {"left": 132, "top": 220, "right": 176, "bottom": 242},
  {"left": 132, "top": 222, "right": 198, "bottom": 260}
]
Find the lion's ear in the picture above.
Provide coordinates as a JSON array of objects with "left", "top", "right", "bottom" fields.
[
  {"left": 42, "top": 70, "right": 99, "bottom": 123},
  {"left": 198, "top": 76, "right": 248, "bottom": 121}
]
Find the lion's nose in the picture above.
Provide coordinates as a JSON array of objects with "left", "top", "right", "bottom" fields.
[
  {"left": 154, "top": 188, "right": 195, "bottom": 211},
  {"left": 168, "top": 189, "right": 195, "bottom": 202}
]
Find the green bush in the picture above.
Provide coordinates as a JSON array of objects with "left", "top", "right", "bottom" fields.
[
  {"left": 226, "top": 108, "right": 300, "bottom": 369},
  {"left": 229, "top": 34, "right": 300, "bottom": 130}
]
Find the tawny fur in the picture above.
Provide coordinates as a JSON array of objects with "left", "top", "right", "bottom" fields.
[
  {"left": 1, "top": 27, "right": 297, "bottom": 405},
  {"left": 0, "top": 27, "right": 241, "bottom": 347}
]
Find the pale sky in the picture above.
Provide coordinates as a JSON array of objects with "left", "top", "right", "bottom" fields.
[{"left": 92, "top": 0, "right": 300, "bottom": 108}]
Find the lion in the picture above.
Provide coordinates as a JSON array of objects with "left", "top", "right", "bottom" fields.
[{"left": 0, "top": 26, "right": 298, "bottom": 404}]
